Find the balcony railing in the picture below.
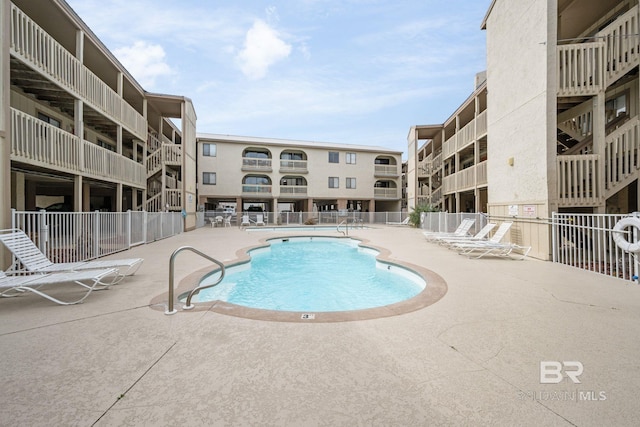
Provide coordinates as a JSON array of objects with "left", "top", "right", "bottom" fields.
[
  {"left": 11, "top": 108, "right": 145, "bottom": 188},
  {"left": 242, "top": 158, "right": 272, "bottom": 171},
  {"left": 557, "top": 5, "right": 639, "bottom": 97},
  {"left": 457, "top": 120, "right": 475, "bottom": 150},
  {"left": 605, "top": 116, "right": 640, "bottom": 192},
  {"left": 442, "top": 135, "right": 456, "bottom": 160},
  {"left": 242, "top": 184, "right": 272, "bottom": 195},
  {"left": 279, "top": 185, "right": 307, "bottom": 196},
  {"left": 477, "top": 160, "right": 488, "bottom": 186},
  {"left": 374, "top": 188, "right": 398, "bottom": 199},
  {"left": 557, "top": 154, "right": 601, "bottom": 206},
  {"left": 374, "top": 165, "right": 399, "bottom": 176},
  {"left": 10, "top": 3, "right": 147, "bottom": 141},
  {"left": 476, "top": 110, "right": 487, "bottom": 138},
  {"left": 279, "top": 160, "right": 307, "bottom": 173}
]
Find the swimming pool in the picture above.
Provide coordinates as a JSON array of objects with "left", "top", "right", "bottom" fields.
[{"left": 191, "top": 236, "right": 425, "bottom": 312}]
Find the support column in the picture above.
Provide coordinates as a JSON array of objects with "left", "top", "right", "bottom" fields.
[
  {"left": 116, "top": 184, "right": 123, "bottom": 212},
  {"left": 11, "top": 172, "right": 24, "bottom": 211},
  {"left": 1, "top": 0, "right": 11, "bottom": 233},
  {"left": 593, "top": 91, "right": 606, "bottom": 210},
  {"left": 74, "top": 176, "right": 84, "bottom": 212},
  {"left": 306, "top": 198, "right": 314, "bottom": 213}
]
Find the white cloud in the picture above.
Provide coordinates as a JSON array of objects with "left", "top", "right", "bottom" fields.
[
  {"left": 113, "top": 41, "right": 173, "bottom": 88},
  {"left": 236, "top": 20, "right": 292, "bottom": 80}
]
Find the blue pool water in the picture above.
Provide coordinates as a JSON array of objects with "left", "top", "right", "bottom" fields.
[{"left": 194, "top": 237, "right": 425, "bottom": 312}]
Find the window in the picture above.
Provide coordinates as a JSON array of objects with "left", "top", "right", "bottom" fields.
[
  {"left": 346, "top": 153, "right": 356, "bottom": 164},
  {"left": 37, "top": 112, "right": 61, "bottom": 128},
  {"left": 203, "top": 143, "right": 217, "bottom": 157},
  {"left": 203, "top": 172, "right": 216, "bottom": 185},
  {"left": 346, "top": 178, "right": 356, "bottom": 189},
  {"left": 281, "top": 152, "right": 304, "bottom": 160},
  {"left": 97, "top": 139, "right": 115, "bottom": 152},
  {"left": 328, "top": 177, "right": 339, "bottom": 188},
  {"left": 328, "top": 151, "right": 339, "bottom": 163}
]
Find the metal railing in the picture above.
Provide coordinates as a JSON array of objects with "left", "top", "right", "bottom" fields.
[
  {"left": 421, "top": 212, "right": 488, "bottom": 236},
  {"left": 552, "top": 212, "right": 639, "bottom": 281},
  {"left": 11, "top": 209, "right": 183, "bottom": 264},
  {"left": 166, "top": 246, "right": 225, "bottom": 315}
]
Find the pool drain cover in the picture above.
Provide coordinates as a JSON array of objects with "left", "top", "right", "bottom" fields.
[{"left": 301, "top": 313, "right": 315, "bottom": 319}]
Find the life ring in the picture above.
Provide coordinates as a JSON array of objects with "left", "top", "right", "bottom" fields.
[{"left": 612, "top": 217, "right": 640, "bottom": 253}]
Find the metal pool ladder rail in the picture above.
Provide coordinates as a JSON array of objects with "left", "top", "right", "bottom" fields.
[{"left": 166, "top": 246, "right": 225, "bottom": 315}]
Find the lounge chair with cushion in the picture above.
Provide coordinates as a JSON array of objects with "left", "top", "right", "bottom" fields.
[
  {"left": 0, "top": 229, "right": 143, "bottom": 282},
  {"left": 0, "top": 268, "right": 119, "bottom": 305}
]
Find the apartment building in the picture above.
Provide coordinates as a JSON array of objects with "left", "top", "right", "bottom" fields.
[
  {"left": 407, "top": 74, "right": 488, "bottom": 214},
  {"left": 409, "top": 0, "right": 640, "bottom": 260},
  {"left": 483, "top": 0, "right": 640, "bottom": 258},
  {"left": 0, "top": 0, "right": 198, "bottom": 230},
  {"left": 197, "top": 134, "right": 403, "bottom": 215}
]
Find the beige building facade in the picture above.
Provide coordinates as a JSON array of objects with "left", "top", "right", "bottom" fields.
[
  {"left": 0, "top": 0, "right": 198, "bottom": 230},
  {"left": 197, "top": 134, "right": 403, "bottom": 215},
  {"left": 409, "top": 0, "right": 640, "bottom": 260}
]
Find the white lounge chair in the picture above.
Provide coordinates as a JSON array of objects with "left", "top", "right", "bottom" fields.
[
  {"left": 255, "top": 214, "right": 266, "bottom": 226},
  {"left": 240, "top": 215, "right": 251, "bottom": 228},
  {"left": 423, "top": 218, "right": 475, "bottom": 241},
  {"left": 451, "top": 222, "right": 531, "bottom": 259},
  {"left": 0, "top": 269, "right": 119, "bottom": 305},
  {"left": 0, "top": 229, "right": 143, "bottom": 281},
  {"left": 436, "top": 223, "right": 497, "bottom": 246},
  {"left": 223, "top": 216, "right": 232, "bottom": 227}
]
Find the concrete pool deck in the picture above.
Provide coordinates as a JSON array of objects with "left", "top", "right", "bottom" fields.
[{"left": 1, "top": 225, "right": 639, "bottom": 426}]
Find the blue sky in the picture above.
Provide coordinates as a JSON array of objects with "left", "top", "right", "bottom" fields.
[{"left": 66, "top": 0, "right": 492, "bottom": 157}]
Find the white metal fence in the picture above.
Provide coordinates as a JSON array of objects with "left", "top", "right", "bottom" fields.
[
  {"left": 552, "top": 212, "right": 639, "bottom": 281},
  {"left": 11, "top": 210, "right": 183, "bottom": 264},
  {"left": 420, "top": 212, "right": 488, "bottom": 236},
  {"left": 202, "top": 211, "right": 410, "bottom": 226}
]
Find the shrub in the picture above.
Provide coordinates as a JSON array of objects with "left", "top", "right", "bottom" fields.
[
  {"left": 304, "top": 217, "right": 317, "bottom": 225},
  {"left": 408, "top": 204, "right": 439, "bottom": 227}
]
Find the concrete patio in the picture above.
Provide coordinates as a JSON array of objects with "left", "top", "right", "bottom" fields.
[{"left": 1, "top": 225, "right": 639, "bottom": 426}]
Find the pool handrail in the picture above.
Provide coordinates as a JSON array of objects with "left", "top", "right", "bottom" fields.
[{"left": 166, "top": 246, "right": 225, "bottom": 315}]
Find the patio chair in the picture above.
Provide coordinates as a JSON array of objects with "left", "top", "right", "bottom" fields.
[
  {"left": 436, "top": 223, "right": 497, "bottom": 247},
  {"left": 240, "top": 215, "right": 251, "bottom": 228},
  {"left": 0, "top": 229, "right": 143, "bottom": 282},
  {"left": 223, "top": 216, "right": 232, "bottom": 227},
  {"left": 215, "top": 216, "right": 224, "bottom": 227},
  {"left": 255, "top": 214, "right": 266, "bottom": 226},
  {"left": 423, "top": 218, "right": 475, "bottom": 241},
  {"left": 0, "top": 268, "right": 119, "bottom": 305}
]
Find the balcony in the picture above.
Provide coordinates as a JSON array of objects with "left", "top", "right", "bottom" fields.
[
  {"left": 279, "top": 185, "right": 308, "bottom": 197},
  {"left": 10, "top": 4, "right": 147, "bottom": 141},
  {"left": 440, "top": 161, "right": 488, "bottom": 195},
  {"left": 279, "top": 160, "right": 308, "bottom": 173},
  {"left": 11, "top": 108, "right": 145, "bottom": 188},
  {"left": 557, "top": 5, "right": 639, "bottom": 97},
  {"left": 242, "top": 158, "right": 272, "bottom": 172},
  {"left": 374, "top": 188, "right": 398, "bottom": 199},
  {"left": 242, "top": 184, "right": 272, "bottom": 196},
  {"left": 374, "top": 165, "right": 399, "bottom": 177}
]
